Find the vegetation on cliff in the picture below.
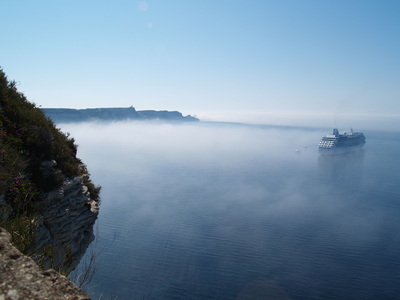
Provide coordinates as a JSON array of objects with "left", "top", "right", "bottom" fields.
[{"left": 0, "top": 68, "right": 100, "bottom": 256}]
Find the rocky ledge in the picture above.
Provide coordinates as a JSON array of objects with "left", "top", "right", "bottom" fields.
[
  {"left": 0, "top": 228, "right": 90, "bottom": 300},
  {"left": 35, "top": 163, "right": 100, "bottom": 271}
]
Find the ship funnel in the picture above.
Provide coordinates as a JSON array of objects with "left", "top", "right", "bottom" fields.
[{"left": 333, "top": 128, "right": 339, "bottom": 136}]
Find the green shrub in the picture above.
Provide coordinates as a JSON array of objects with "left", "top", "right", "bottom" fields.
[{"left": 0, "top": 68, "right": 100, "bottom": 256}]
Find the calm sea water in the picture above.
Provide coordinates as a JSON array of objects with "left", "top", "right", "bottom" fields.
[{"left": 65, "top": 122, "right": 400, "bottom": 300}]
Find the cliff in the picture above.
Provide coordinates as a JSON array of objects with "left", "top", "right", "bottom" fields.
[
  {"left": 0, "top": 69, "right": 100, "bottom": 297},
  {"left": 1, "top": 227, "right": 90, "bottom": 299},
  {"left": 42, "top": 107, "right": 199, "bottom": 123},
  {"left": 36, "top": 165, "right": 99, "bottom": 271}
]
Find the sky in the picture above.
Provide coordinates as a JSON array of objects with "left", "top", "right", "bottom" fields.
[{"left": 1, "top": 0, "right": 399, "bottom": 129}]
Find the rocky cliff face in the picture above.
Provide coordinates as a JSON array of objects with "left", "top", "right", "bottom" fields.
[
  {"left": 1, "top": 227, "right": 90, "bottom": 300},
  {"left": 0, "top": 161, "right": 99, "bottom": 272},
  {"left": 0, "top": 68, "right": 100, "bottom": 298},
  {"left": 35, "top": 161, "right": 99, "bottom": 271}
]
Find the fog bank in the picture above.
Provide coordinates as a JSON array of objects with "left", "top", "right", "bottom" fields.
[{"left": 197, "top": 111, "right": 400, "bottom": 132}]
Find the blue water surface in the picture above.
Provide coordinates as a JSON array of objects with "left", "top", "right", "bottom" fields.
[{"left": 67, "top": 123, "right": 400, "bottom": 300}]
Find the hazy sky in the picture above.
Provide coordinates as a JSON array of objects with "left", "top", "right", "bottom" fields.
[{"left": 1, "top": 1, "right": 399, "bottom": 127}]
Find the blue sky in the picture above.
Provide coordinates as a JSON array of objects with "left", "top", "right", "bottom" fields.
[{"left": 1, "top": 0, "right": 399, "bottom": 128}]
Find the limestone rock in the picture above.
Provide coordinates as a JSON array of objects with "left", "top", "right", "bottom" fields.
[
  {"left": 0, "top": 227, "right": 90, "bottom": 299},
  {"left": 36, "top": 175, "right": 99, "bottom": 271}
]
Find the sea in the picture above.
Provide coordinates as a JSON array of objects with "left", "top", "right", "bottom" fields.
[{"left": 62, "top": 121, "right": 400, "bottom": 300}]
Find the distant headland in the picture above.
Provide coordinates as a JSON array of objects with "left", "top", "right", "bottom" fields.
[{"left": 41, "top": 107, "right": 199, "bottom": 123}]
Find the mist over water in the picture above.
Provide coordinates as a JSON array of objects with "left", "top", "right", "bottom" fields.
[{"left": 64, "top": 121, "right": 400, "bottom": 300}]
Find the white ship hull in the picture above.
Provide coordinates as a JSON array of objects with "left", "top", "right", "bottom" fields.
[
  {"left": 318, "top": 143, "right": 365, "bottom": 155},
  {"left": 318, "top": 128, "right": 366, "bottom": 155}
]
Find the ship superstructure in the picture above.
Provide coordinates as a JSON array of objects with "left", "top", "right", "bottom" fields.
[{"left": 318, "top": 128, "right": 366, "bottom": 155}]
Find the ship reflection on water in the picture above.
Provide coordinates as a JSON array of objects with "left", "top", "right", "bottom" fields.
[{"left": 318, "top": 150, "right": 365, "bottom": 191}]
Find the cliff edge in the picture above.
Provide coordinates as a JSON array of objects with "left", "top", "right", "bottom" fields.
[
  {"left": 0, "top": 69, "right": 100, "bottom": 297},
  {"left": 0, "top": 227, "right": 90, "bottom": 300}
]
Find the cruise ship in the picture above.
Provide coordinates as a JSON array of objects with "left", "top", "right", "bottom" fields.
[{"left": 318, "top": 128, "right": 366, "bottom": 155}]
